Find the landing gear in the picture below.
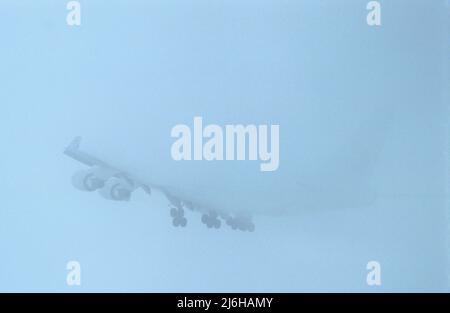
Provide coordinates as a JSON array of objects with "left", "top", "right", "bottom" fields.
[
  {"left": 226, "top": 216, "right": 255, "bottom": 232},
  {"left": 170, "top": 206, "right": 187, "bottom": 227},
  {"left": 166, "top": 192, "right": 188, "bottom": 228},
  {"left": 201, "top": 211, "right": 221, "bottom": 229},
  {"left": 164, "top": 191, "right": 255, "bottom": 232}
]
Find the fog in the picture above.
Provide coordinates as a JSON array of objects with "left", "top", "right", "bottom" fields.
[{"left": 0, "top": 0, "right": 448, "bottom": 291}]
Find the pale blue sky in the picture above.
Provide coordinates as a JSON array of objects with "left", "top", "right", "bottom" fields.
[{"left": 0, "top": 0, "right": 448, "bottom": 291}]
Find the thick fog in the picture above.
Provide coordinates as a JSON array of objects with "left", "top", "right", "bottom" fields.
[{"left": 0, "top": 0, "right": 448, "bottom": 291}]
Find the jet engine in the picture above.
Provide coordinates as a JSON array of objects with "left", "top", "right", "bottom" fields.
[
  {"left": 71, "top": 169, "right": 106, "bottom": 192},
  {"left": 98, "top": 177, "right": 134, "bottom": 201}
]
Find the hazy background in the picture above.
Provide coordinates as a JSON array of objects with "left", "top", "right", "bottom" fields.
[{"left": 0, "top": 0, "right": 449, "bottom": 291}]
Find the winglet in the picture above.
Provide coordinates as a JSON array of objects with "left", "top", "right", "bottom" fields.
[
  {"left": 64, "top": 136, "right": 106, "bottom": 167},
  {"left": 67, "top": 136, "right": 82, "bottom": 151}
]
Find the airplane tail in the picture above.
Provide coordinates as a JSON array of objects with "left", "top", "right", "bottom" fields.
[
  {"left": 320, "top": 104, "right": 396, "bottom": 208},
  {"left": 338, "top": 112, "right": 392, "bottom": 178}
]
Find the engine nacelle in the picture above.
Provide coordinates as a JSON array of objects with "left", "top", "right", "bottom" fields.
[
  {"left": 99, "top": 177, "right": 134, "bottom": 201},
  {"left": 71, "top": 169, "right": 105, "bottom": 192}
]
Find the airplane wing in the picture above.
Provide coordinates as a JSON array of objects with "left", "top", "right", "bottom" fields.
[{"left": 64, "top": 137, "right": 254, "bottom": 232}]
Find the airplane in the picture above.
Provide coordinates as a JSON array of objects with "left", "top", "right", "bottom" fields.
[
  {"left": 64, "top": 103, "right": 392, "bottom": 232},
  {"left": 64, "top": 136, "right": 256, "bottom": 231}
]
